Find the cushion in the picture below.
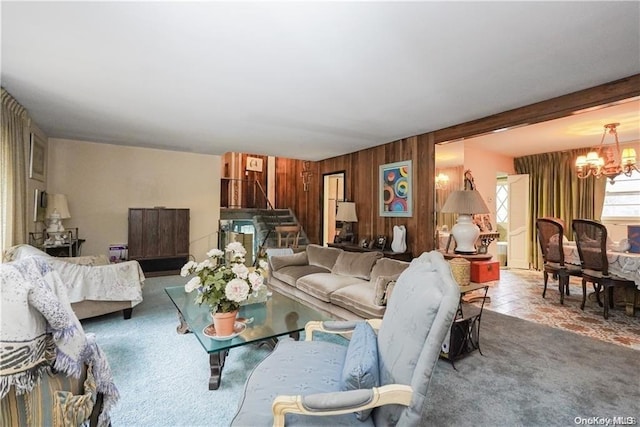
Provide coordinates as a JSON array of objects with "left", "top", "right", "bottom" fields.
[
  {"left": 341, "top": 322, "right": 380, "bottom": 421},
  {"left": 269, "top": 251, "right": 308, "bottom": 271},
  {"left": 369, "top": 258, "right": 410, "bottom": 284},
  {"left": 373, "top": 275, "right": 401, "bottom": 306},
  {"left": 331, "top": 283, "right": 386, "bottom": 319},
  {"left": 306, "top": 244, "right": 342, "bottom": 270},
  {"left": 296, "top": 273, "right": 366, "bottom": 302},
  {"left": 331, "top": 251, "right": 382, "bottom": 280},
  {"left": 271, "top": 264, "right": 329, "bottom": 287}
]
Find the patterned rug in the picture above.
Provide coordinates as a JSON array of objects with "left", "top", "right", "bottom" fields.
[{"left": 474, "top": 268, "right": 640, "bottom": 350}]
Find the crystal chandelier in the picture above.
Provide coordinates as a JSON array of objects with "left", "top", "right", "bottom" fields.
[{"left": 575, "top": 123, "right": 638, "bottom": 184}]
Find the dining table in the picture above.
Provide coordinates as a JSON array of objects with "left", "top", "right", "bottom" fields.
[{"left": 562, "top": 241, "right": 640, "bottom": 315}]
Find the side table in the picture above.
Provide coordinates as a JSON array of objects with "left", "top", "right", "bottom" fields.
[{"left": 440, "top": 283, "right": 489, "bottom": 368}]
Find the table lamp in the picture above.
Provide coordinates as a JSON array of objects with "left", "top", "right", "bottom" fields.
[
  {"left": 335, "top": 201, "right": 358, "bottom": 243},
  {"left": 441, "top": 190, "right": 489, "bottom": 254},
  {"left": 45, "top": 194, "right": 71, "bottom": 244}
]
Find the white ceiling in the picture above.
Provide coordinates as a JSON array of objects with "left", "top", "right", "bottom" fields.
[{"left": 2, "top": 2, "right": 639, "bottom": 161}]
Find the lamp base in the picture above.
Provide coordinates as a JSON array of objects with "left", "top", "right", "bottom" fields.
[{"left": 451, "top": 214, "right": 480, "bottom": 255}]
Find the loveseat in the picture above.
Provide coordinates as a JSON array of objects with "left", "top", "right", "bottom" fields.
[{"left": 268, "top": 244, "right": 410, "bottom": 321}]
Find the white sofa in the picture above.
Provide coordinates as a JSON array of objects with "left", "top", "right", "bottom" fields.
[{"left": 3, "top": 244, "right": 145, "bottom": 320}]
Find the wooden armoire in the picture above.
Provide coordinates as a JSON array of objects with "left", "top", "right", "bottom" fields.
[{"left": 128, "top": 208, "right": 190, "bottom": 276}]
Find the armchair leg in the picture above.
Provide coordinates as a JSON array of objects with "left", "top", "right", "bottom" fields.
[{"left": 542, "top": 271, "right": 548, "bottom": 298}]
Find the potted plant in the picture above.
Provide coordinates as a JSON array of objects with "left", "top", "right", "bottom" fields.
[{"left": 181, "top": 242, "right": 268, "bottom": 336}]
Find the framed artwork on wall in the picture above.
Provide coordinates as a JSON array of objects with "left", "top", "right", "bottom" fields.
[
  {"left": 379, "top": 160, "right": 412, "bottom": 217},
  {"left": 29, "top": 133, "right": 47, "bottom": 182},
  {"left": 246, "top": 156, "right": 263, "bottom": 172}
]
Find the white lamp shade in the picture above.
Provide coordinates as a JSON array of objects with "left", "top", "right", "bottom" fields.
[
  {"left": 46, "top": 194, "right": 71, "bottom": 219},
  {"left": 336, "top": 201, "right": 358, "bottom": 222}
]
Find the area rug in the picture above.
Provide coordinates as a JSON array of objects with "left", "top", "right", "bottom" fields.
[{"left": 81, "top": 275, "right": 639, "bottom": 426}]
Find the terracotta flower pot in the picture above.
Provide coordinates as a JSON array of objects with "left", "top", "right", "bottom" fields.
[{"left": 212, "top": 310, "right": 238, "bottom": 337}]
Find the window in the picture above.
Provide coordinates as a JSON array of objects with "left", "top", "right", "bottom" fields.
[
  {"left": 496, "top": 182, "right": 508, "bottom": 223},
  {"left": 601, "top": 170, "right": 640, "bottom": 224}
]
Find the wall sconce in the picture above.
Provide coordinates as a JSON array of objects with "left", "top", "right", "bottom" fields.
[
  {"left": 301, "top": 160, "right": 313, "bottom": 192},
  {"left": 435, "top": 173, "right": 449, "bottom": 190}
]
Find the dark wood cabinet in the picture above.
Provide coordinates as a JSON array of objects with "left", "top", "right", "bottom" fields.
[{"left": 128, "top": 208, "right": 190, "bottom": 276}]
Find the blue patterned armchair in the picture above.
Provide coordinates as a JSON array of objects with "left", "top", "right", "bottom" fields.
[{"left": 232, "top": 250, "right": 460, "bottom": 426}]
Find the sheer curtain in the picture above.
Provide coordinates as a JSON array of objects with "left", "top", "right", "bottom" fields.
[
  {"left": 515, "top": 149, "right": 606, "bottom": 269},
  {"left": 1, "top": 88, "right": 29, "bottom": 255}
]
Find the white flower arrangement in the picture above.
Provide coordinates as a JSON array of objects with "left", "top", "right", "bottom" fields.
[{"left": 181, "top": 243, "right": 268, "bottom": 313}]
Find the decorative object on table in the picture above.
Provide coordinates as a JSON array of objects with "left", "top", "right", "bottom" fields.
[
  {"left": 441, "top": 189, "right": 490, "bottom": 255},
  {"left": 391, "top": 224, "right": 407, "bottom": 253},
  {"left": 359, "top": 237, "right": 370, "bottom": 248},
  {"left": 181, "top": 242, "right": 269, "bottom": 337},
  {"left": 463, "top": 169, "right": 476, "bottom": 190},
  {"left": 575, "top": 122, "right": 639, "bottom": 184},
  {"left": 45, "top": 193, "right": 71, "bottom": 245},
  {"left": 449, "top": 257, "right": 471, "bottom": 286},
  {"left": 374, "top": 235, "right": 387, "bottom": 250},
  {"left": 379, "top": 160, "right": 412, "bottom": 217},
  {"left": 471, "top": 260, "right": 500, "bottom": 283},
  {"left": 335, "top": 201, "right": 358, "bottom": 243}
]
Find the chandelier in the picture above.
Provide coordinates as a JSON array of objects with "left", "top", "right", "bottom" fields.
[{"left": 575, "top": 123, "right": 638, "bottom": 184}]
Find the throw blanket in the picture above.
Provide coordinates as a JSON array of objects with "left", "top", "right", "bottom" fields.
[{"left": 0, "top": 257, "right": 119, "bottom": 426}]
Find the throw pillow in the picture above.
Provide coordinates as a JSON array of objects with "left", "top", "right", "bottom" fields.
[
  {"left": 341, "top": 322, "right": 380, "bottom": 421},
  {"left": 369, "top": 257, "right": 409, "bottom": 284},
  {"left": 373, "top": 275, "right": 400, "bottom": 306},
  {"left": 306, "top": 244, "right": 342, "bottom": 270},
  {"left": 382, "top": 281, "right": 397, "bottom": 306},
  {"left": 332, "top": 251, "right": 382, "bottom": 280},
  {"left": 269, "top": 251, "right": 308, "bottom": 271}
]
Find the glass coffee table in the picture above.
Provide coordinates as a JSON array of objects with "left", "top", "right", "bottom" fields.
[{"left": 165, "top": 286, "right": 333, "bottom": 390}]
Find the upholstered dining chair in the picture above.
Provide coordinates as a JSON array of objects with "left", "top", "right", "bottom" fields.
[
  {"left": 572, "top": 219, "right": 637, "bottom": 319},
  {"left": 535, "top": 217, "right": 582, "bottom": 304},
  {"left": 231, "top": 250, "right": 460, "bottom": 426}
]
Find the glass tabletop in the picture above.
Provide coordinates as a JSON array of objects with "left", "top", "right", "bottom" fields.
[{"left": 164, "top": 286, "right": 333, "bottom": 353}]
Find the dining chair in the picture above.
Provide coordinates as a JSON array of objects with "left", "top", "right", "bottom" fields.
[
  {"left": 535, "top": 217, "right": 582, "bottom": 304},
  {"left": 571, "top": 219, "right": 637, "bottom": 319},
  {"left": 274, "top": 225, "right": 301, "bottom": 248}
]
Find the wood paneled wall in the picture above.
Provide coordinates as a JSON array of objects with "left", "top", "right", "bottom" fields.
[
  {"left": 272, "top": 73, "right": 640, "bottom": 258},
  {"left": 275, "top": 134, "right": 436, "bottom": 258}
]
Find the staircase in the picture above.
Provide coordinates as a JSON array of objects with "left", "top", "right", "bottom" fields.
[{"left": 219, "top": 208, "right": 309, "bottom": 253}]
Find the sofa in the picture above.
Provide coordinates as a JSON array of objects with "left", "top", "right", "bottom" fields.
[
  {"left": 268, "top": 244, "right": 411, "bottom": 321},
  {"left": 3, "top": 244, "right": 145, "bottom": 320}
]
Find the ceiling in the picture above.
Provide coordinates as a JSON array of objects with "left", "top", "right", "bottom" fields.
[{"left": 2, "top": 2, "right": 639, "bottom": 161}]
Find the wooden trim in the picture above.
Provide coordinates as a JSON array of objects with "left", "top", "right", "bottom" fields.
[{"left": 433, "top": 74, "right": 640, "bottom": 143}]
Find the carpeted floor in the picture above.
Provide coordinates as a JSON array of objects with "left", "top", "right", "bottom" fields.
[{"left": 81, "top": 274, "right": 640, "bottom": 426}]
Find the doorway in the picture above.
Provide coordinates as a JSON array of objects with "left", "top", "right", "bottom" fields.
[{"left": 322, "top": 171, "right": 345, "bottom": 245}]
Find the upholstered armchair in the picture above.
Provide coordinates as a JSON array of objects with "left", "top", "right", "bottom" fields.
[
  {"left": 232, "top": 250, "right": 460, "bottom": 426},
  {"left": 0, "top": 257, "right": 119, "bottom": 426}
]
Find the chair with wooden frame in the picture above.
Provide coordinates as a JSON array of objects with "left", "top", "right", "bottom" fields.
[
  {"left": 535, "top": 217, "right": 582, "bottom": 304},
  {"left": 274, "top": 225, "right": 301, "bottom": 248},
  {"left": 572, "top": 219, "right": 637, "bottom": 319}
]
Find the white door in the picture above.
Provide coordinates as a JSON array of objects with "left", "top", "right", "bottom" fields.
[{"left": 507, "top": 174, "right": 530, "bottom": 269}]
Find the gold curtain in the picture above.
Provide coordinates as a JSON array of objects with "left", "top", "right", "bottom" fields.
[
  {"left": 1, "top": 88, "right": 29, "bottom": 254},
  {"left": 514, "top": 149, "right": 606, "bottom": 269},
  {"left": 435, "top": 165, "right": 464, "bottom": 232}
]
